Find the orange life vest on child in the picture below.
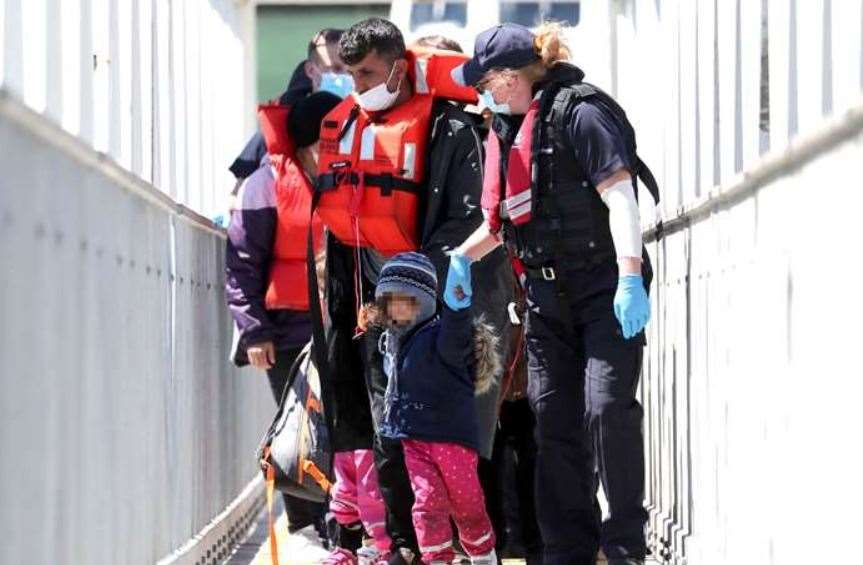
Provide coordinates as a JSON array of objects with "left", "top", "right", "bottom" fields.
[
  {"left": 259, "top": 103, "right": 323, "bottom": 311},
  {"left": 315, "top": 50, "right": 478, "bottom": 255}
]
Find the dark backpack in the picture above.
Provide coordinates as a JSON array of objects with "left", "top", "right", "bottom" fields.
[
  {"left": 257, "top": 342, "right": 333, "bottom": 503},
  {"left": 548, "top": 81, "right": 661, "bottom": 208}
]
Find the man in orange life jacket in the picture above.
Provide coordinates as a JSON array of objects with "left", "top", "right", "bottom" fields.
[
  {"left": 225, "top": 91, "right": 343, "bottom": 538},
  {"left": 316, "top": 18, "right": 512, "bottom": 564}
]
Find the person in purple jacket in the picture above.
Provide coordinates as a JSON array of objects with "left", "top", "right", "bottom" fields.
[{"left": 225, "top": 91, "right": 342, "bottom": 537}]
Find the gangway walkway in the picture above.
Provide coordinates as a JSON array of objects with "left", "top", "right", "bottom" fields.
[{"left": 226, "top": 507, "right": 662, "bottom": 565}]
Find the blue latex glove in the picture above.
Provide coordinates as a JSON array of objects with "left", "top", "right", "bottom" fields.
[
  {"left": 613, "top": 274, "right": 651, "bottom": 339},
  {"left": 443, "top": 253, "right": 473, "bottom": 310},
  {"left": 212, "top": 214, "right": 228, "bottom": 228}
]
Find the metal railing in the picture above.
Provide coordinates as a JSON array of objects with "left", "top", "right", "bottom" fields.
[
  {"left": 0, "top": 91, "right": 272, "bottom": 565},
  {"left": 612, "top": 1, "right": 863, "bottom": 562}
]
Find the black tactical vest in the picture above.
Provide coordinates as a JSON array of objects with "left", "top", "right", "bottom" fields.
[{"left": 499, "top": 64, "right": 660, "bottom": 271}]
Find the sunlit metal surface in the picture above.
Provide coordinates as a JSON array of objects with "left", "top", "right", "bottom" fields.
[{"left": 0, "top": 93, "right": 273, "bottom": 564}]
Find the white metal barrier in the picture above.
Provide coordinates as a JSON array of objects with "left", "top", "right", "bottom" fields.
[
  {"left": 612, "top": 0, "right": 863, "bottom": 562},
  {"left": 0, "top": 0, "right": 256, "bottom": 219},
  {"left": 0, "top": 90, "right": 273, "bottom": 564}
]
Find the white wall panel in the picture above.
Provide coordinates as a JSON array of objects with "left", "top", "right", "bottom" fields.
[
  {"left": 739, "top": 0, "right": 763, "bottom": 168},
  {"left": 171, "top": 0, "right": 188, "bottom": 205},
  {"left": 831, "top": 0, "right": 863, "bottom": 116},
  {"left": 60, "top": 0, "right": 83, "bottom": 135},
  {"left": 20, "top": 0, "right": 46, "bottom": 111},
  {"left": 0, "top": 93, "right": 272, "bottom": 565},
  {"left": 614, "top": 1, "right": 863, "bottom": 561},
  {"left": 696, "top": 0, "right": 718, "bottom": 195},
  {"left": 2, "top": 0, "right": 253, "bottom": 219},
  {"left": 795, "top": 0, "right": 826, "bottom": 135},
  {"left": 679, "top": 0, "right": 697, "bottom": 205},
  {"left": 716, "top": 0, "right": 739, "bottom": 182},
  {"left": 768, "top": 0, "right": 794, "bottom": 148},
  {"left": 45, "top": 0, "right": 61, "bottom": 121},
  {"left": 1, "top": 2, "right": 262, "bottom": 562}
]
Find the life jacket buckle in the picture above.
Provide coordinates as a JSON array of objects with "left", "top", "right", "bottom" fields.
[
  {"left": 378, "top": 173, "right": 394, "bottom": 197},
  {"left": 541, "top": 266, "right": 556, "bottom": 281}
]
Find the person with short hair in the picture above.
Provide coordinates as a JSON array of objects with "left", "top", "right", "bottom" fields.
[
  {"left": 228, "top": 28, "right": 349, "bottom": 181},
  {"left": 317, "top": 17, "right": 513, "bottom": 565}
]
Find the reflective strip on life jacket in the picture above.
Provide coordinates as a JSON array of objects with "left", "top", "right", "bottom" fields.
[
  {"left": 414, "top": 57, "right": 430, "bottom": 94},
  {"left": 339, "top": 120, "right": 356, "bottom": 155},
  {"left": 360, "top": 126, "right": 376, "bottom": 160},
  {"left": 403, "top": 142, "right": 417, "bottom": 180},
  {"left": 482, "top": 98, "right": 540, "bottom": 232}
]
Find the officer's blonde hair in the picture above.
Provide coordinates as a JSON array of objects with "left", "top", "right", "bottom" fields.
[
  {"left": 479, "top": 22, "right": 571, "bottom": 90},
  {"left": 533, "top": 21, "right": 571, "bottom": 69}
]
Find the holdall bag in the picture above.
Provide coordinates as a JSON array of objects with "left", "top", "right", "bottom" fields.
[{"left": 258, "top": 342, "right": 333, "bottom": 504}]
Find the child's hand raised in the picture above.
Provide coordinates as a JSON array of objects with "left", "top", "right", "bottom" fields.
[{"left": 444, "top": 254, "right": 473, "bottom": 311}]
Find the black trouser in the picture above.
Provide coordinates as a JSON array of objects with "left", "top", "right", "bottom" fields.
[
  {"left": 524, "top": 264, "right": 648, "bottom": 564},
  {"left": 266, "top": 347, "right": 328, "bottom": 533},
  {"left": 481, "top": 398, "right": 543, "bottom": 563}
]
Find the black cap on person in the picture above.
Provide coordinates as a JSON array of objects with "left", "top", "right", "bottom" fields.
[{"left": 451, "top": 23, "right": 541, "bottom": 88}]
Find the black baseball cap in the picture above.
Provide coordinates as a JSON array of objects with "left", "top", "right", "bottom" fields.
[{"left": 451, "top": 23, "right": 541, "bottom": 87}]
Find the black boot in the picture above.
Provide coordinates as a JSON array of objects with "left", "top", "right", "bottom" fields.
[{"left": 332, "top": 521, "right": 364, "bottom": 553}]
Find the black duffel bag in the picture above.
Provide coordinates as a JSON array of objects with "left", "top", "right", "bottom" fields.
[{"left": 257, "top": 342, "right": 333, "bottom": 503}]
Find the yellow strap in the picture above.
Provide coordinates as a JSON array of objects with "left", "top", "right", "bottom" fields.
[
  {"left": 301, "top": 459, "right": 333, "bottom": 494},
  {"left": 264, "top": 449, "right": 280, "bottom": 565}
]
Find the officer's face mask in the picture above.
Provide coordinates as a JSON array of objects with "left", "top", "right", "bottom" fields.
[
  {"left": 319, "top": 72, "right": 354, "bottom": 99},
  {"left": 483, "top": 73, "right": 532, "bottom": 116},
  {"left": 357, "top": 60, "right": 403, "bottom": 112},
  {"left": 479, "top": 90, "right": 512, "bottom": 116}
]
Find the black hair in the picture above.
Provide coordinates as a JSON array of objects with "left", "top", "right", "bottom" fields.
[
  {"left": 287, "top": 91, "right": 342, "bottom": 147},
  {"left": 339, "top": 17, "right": 406, "bottom": 66},
  {"left": 307, "top": 28, "right": 344, "bottom": 62},
  {"left": 412, "top": 35, "right": 463, "bottom": 53}
]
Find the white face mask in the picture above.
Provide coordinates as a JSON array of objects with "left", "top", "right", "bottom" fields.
[{"left": 357, "top": 61, "right": 402, "bottom": 112}]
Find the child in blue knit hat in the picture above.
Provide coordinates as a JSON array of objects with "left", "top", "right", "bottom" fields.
[{"left": 374, "top": 252, "right": 497, "bottom": 565}]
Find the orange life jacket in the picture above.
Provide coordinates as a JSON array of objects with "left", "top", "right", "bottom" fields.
[
  {"left": 259, "top": 103, "right": 323, "bottom": 311},
  {"left": 315, "top": 50, "right": 477, "bottom": 255}
]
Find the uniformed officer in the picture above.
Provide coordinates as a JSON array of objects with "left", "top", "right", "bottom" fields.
[{"left": 446, "top": 22, "right": 658, "bottom": 565}]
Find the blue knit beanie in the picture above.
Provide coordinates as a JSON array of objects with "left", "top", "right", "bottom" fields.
[{"left": 375, "top": 252, "right": 438, "bottom": 325}]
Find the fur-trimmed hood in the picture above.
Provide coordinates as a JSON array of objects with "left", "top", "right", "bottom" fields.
[
  {"left": 360, "top": 303, "right": 501, "bottom": 396},
  {"left": 471, "top": 314, "right": 501, "bottom": 396}
]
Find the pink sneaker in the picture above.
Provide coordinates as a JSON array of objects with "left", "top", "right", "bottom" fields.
[
  {"left": 321, "top": 547, "right": 359, "bottom": 564},
  {"left": 374, "top": 547, "right": 417, "bottom": 564}
]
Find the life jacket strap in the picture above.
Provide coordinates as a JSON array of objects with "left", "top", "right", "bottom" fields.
[{"left": 316, "top": 171, "right": 422, "bottom": 196}]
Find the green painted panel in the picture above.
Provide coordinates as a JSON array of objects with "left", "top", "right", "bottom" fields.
[{"left": 257, "top": 4, "right": 390, "bottom": 102}]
